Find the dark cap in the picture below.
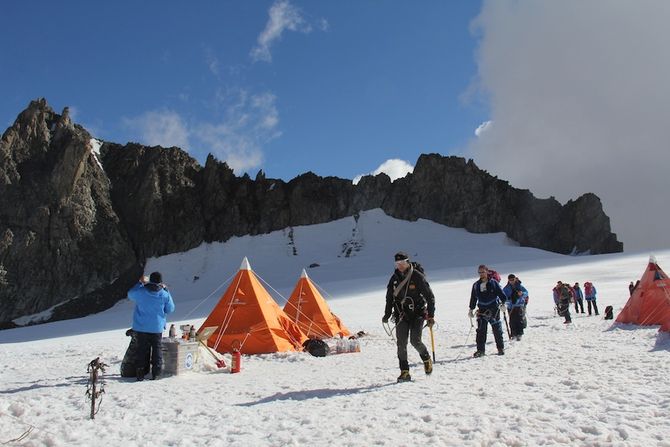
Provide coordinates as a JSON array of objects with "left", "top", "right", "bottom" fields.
[
  {"left": 508, "top": 274, "right": 516, "bottom": 280},
  {"left": 149, "top": 271, "right": 162, "bottom": 284},
  {"left": 394, "top": 252, "right": 409, "bottom": 262}
]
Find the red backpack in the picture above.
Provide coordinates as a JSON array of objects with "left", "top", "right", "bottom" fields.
[
  {"left": 584, "top": 282, "right": 593, "bottom": 295},
  {"left": 488, "top": 269, "right": 501, "bottom": 283}
]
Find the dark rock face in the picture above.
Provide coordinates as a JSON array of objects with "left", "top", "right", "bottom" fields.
[
  {"left": 0, "top": 99, "right": 138, "bottom": 328},
  {"left": 380, "top": 155, "right": 623, "bottom": 254},
  {"left": 0, "top": 99, "right": 623, "bottom": 327}
]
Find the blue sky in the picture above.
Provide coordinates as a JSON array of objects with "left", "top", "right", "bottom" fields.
[
  {"left": 1, "top": 1, "right": 484, "bottom": 181},
  {"left": 2, "top": 1, "right": 670, "bottom": 251}
]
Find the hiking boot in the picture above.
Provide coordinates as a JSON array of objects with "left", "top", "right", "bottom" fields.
[
  {"left": 151, "top": 367, "right": 161, "bottom": 380},
  {"left": 516, "top": 335, "right": 522, "bottom": 341},
  {"left": 136, "top": 367, "right": 145, "bottom": 382},
  {"left": 397, "top": 370, "right": 412, "bottom": 382},
  {"left": 473, "top": 351, "right": 485, "bottom": 358},
  {"left": 498, "top": 349, "right": 505, "bottom": 355},
  {"left": 423, "top": 358, "right": 433, "bottom": 375}
]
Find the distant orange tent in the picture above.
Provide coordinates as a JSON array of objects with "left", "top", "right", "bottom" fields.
[
  {"left": 616, "top": 256, "right": 670, "bottom": 332},
  {"left": 199, "top": 258, "right": 307, "bottom": 354},
  {"left": 283, "top": 269, "right": 350, "bottom": 338}
]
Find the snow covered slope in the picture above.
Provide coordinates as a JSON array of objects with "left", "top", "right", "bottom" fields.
[{"left": 1, "top": 209, "right": 668, "bottom": 446}]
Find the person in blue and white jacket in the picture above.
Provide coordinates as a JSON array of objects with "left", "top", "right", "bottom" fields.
[
  {"left": 469, "top": 265, "right": 508, "bottom": 357},
  {"left": 504, "top": 274, "right": 528, "bottom": 341},
  {"left": 128, "top": 271, "right": 175, "bottom": 381},
  {"left": 584, "top": 281, "right": 599, "bottom": 316}
]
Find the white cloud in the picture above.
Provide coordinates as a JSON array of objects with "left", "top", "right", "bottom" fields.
[
  {"left": 318, "top": 18, "right": 330, "bottom": 32},
  {"left": 123, "top": 110, "right": 190, "bottom": 149},
  {"left": 195, "top": 90, "right": 281, "bottom": 173},
  {"left": 353, "top": 159, "right": 414, "bottom": 185},
  {"left": 122, "top": 90, "right": 280, "bottom": 173},
  {"left": 474, "top": 120, "right": 492, "bottom": 137},
  {"left": 204, "top": 47, "right": 221, "bottom": 76},
  {"left": 466, "top": 1, "right": 670, "bottom": 251},
  {"left": 250, "top": 0, "right": 312, "bottom": 63}
]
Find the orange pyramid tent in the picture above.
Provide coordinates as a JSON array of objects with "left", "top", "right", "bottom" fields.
[
  {"left": 199, "top": 258, "right": 307, "bottom": 354},
  {"left": 616, "top": 256, "right": 670, "bottom": 332},
  {"left": 283, "top": 269, "right": 351, "bottom": 338}
]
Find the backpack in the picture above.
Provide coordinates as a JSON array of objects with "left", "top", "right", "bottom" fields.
[
  {"left": 411, "top": 261, "right": 425, "bottom": 276},
  {"left": 120, "top": 329, "right": 150, "bottom": 377},
  {"left": 584, "top": 282, "right": 593, "bottom": 295},
  {"left": 560, "top": 285, "right": 572, "bottom": 301},
  {"left": 604, "top": 305, "right": 614, "bottom": 320},
  {"left": 303, "top": 338, "right": 330, "bottom": 357},
  {"left": 488, "top": 269, "right": 501, "bottom": 283}
]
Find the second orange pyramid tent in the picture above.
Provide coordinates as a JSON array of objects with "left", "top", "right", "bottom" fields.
[
  {"left": 283, "top": 269, "right": 351, "bottom": 338},
  {"left": 616, "top": 256, "right": 670, "bottom": 332},
  {"left": 199, "top": 258, "right": 307, "bottom": 354}
]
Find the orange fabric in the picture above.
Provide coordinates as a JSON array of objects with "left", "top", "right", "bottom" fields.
[
  {"left": 199, "top": 268, "right": 307, "bottom": 354},
  {"left": 283, "top": 276, "right": 351, "bottom": 338},
  {"left": 616, "top": 262, "right": 670, "bottom": 332}
]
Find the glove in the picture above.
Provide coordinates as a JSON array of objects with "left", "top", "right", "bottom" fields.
[
  {"left": 426, "top": 317, "right": 435, "bottom": 328},
  {"left": 382, "top": 315, "right": 390, "bottom": 323},
  {"left": 468, "top": 309, "right": 474, "bottom": 318}
]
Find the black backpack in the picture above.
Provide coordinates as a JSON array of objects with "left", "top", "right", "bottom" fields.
[
  {"left": 411, "top": 262, "right": 425, "bottom": 275},
  {"left": 604, "top": 305, "right": 614, "bottom": 320},
  {"left": 303, "top": 338, "right": 330, "bottom": 357}
]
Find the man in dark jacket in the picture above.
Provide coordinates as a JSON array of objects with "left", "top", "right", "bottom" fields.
[
  {"left": 383, "top": 252, "right": 435, "bottom": 382},
  {"left": 557, "top": 281, "right": 573, "bottom": 323},
  {"left": 128, "top": 271, "right": 175, "bottom": 381},
  {"left": 469, "top": 264, "right": 507, "bottom": 357}
]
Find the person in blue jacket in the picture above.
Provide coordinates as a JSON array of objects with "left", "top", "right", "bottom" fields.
[
  {"left": 469, "top": 265, "right": 508, "bottom": 357},
  {"left": 128, "top": 271, "right": 175, "bottom": 381},
  {"left": 504, "top": 274, "right": 528, "bottom": 340},
  {"left": 584, "top": 281, "right": 599, "bottom": 316},
  {"left": 573, "top": 282, "right": 585, "bottom": 313}
]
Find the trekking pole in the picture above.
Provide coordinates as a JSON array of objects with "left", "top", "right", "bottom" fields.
[
  {"left": 502, "top": 307, "right": 511, "bottom": 339},
  {"left": 429, "top": 326, "right": 436, "bottom": 362}
]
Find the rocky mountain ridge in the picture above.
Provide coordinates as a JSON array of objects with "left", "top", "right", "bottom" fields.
[{"left": 0, "top": 99, "right": 622, "bottom": 328}]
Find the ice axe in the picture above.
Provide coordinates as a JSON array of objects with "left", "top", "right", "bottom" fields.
[
  {"left": 195, "top": 326, "right": 226, "bottom": 368},
  {"left": 199, "top": 340, "right": 226, "bottom": 368},
  {"left": 429, "top": 325, "right": 436, "bottom": 362}
]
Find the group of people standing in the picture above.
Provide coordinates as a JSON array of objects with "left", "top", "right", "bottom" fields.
[{"left": 552, "top": 281, "right": 598, "bottom": 324}]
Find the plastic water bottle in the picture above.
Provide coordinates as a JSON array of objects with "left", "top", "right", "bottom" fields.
[{"left": 336, "top": 336, "right": 345, "bottom": 354}]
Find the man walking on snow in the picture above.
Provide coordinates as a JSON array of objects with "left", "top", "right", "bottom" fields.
[
  {"left": 469, "top": 265, "right": 507, "bottom": 357},
  {"left": 383, "top": 252, "right": 435, "bottom": 382}
]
